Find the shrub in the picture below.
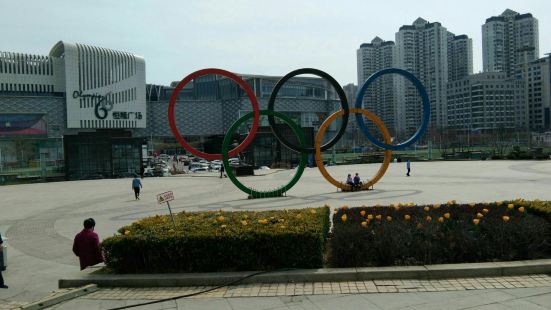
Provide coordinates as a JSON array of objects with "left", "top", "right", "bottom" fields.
[
  {"left": 102, "top": 206, "right": 330, "bottom": 273},
  {"left": 329, "top": 201, "right": 551, "bottom": 267}
]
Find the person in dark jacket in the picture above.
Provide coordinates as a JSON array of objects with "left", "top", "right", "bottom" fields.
[
  {"left": 72, "top": 218, "right": 104, "bottom": 270},
  {"left": 0, "top": 232, "right": 7, "bottom": 288}
]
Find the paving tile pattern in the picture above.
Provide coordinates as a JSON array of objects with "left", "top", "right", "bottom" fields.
[{"left": 83, "top": 274, "right": 551, "bottom": 300}]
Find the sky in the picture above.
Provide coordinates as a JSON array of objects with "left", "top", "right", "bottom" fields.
[{"left": 0, "top": 0, "right": 549, "bottom": 86}]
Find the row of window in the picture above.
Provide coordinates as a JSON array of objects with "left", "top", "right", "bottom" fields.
[
  {"left": 77, "top": 44, "right": 136, "bottom": 91},
  {"left": 79, "top": 119, "right": 139, "bottom": 129},
  {"left": 0, "top": 83, "right": 54, "bottom": 92},
  {"left": 0, "top": 52, "right": 54, "bottom": 75}
]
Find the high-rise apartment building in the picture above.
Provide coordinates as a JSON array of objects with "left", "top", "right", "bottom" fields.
[
  {"left": 482, "top": 9, "right": 539, "bottom": 77},
  {"left": 515, "top": 55, "right": 551, "bottom": 131},
  {"left": 356, "top": 37, "right": 396, "bottom": 135},
  {"left": 448, "top": 34, "right": 473, "bottom": 82},
  {"left": 395, "top": 18, "right": 451, "bottom": 136}
]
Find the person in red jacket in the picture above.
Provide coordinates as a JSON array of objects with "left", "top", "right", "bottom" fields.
[{"left": 72, "top": 218, "right": 104, "bottom": 270}]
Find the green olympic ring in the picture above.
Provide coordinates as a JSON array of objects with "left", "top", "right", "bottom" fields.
[{"left": 221, "top": 110, "right": 307, "bottom": 198}]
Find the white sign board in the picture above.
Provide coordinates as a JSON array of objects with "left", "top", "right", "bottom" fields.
[{"left": 157, "top": 191, "right": 174, "bottom": 204}]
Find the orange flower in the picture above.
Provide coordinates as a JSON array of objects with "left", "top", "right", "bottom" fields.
[
  {"left": 433, "top": 204, "right": 441, "bottom": 209},
  {"left": 361, "top": 221, "right": 368, "bottom": 227},
  {"left": 386, "top": 216, "right": 392, "bottom": 222},
  {"left": 507, "top": 203, "right": 514, "bottom": 210},
  {"left": 473, "top": 219, "right": 480, "bottom": 225},
  {"left": 502, "top": 216, "right": 510, "bottom": 222},
  {"left": 496, "top": 201, "right": 503, "bottom": 206},
  {"left": 258, "top": 219, "right": 268, "bottom": 225},
  {"left": 375, "top": 215, "right": 382, "bottom": 220},
  {"left": 341, "top": 214, "right": 348, "bottom": 222},
  {"left": 443, "top": 213, "right": 451, "bottom": 219},
  {"left": 360, "top": 210, "right": 366, "bottom": 217},
  {"left": 476, "top": 213, "right": 484, "bottom": 218},
  {"left": 367, "top": 214, "right": 374, "bottom": 220},
  {"left": 482, "top": 208, "right": 489, "bottom": 214},
  {"left": 424, "top": 206, "right": 430, "bottom": 212},
  {"left": 518, "top": 207, "right": 525, "bottom": 213},
  {"left": 404, "top": 214, "right": 411, "bottom": 221},
  {"left": 425, "top": 216, "right": 432, "bottom": 222},
  {"left": 216, "top": 216, "right": 225, "bottom": 222},
  {"left": 437, "top": 217, "right": 444, "bottom": 223},
  {"left": 241, "top": 220, "right": 248, "bottom": 226}
]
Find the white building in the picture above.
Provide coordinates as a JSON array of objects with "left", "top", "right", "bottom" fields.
[
  {"left": 0, "top": 41, "right": 146, "bottom": 129},
  {"left": 482, "top": 9, "right": 539, "bottom": 77},
  {"left": 394, "top": 18, "right": 450, "bottom": 135},
  {"left": 515, "top": 54, "right": 551, "bottom": 131},
  {"left": 356, "top": 37, "right": 396, "bottom": 135}
]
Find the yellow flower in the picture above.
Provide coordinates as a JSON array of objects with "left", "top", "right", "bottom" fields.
[
  {"left": 408, "top": 202, "right": 414, "bottom": 207},
  {"left": 361, "top": 221, "right": 368, "bottom": 227},
  {"left": 241, "top": 220, "right": 248, "bottom": 226},
  {"left": 502, "top": 216, "right": 510, "bottom": 222},
  {"left": 394, "top": 205, "right": 400, "bottom": 211},
  {"left": 404, "top": 214, "right": 411, "bottom": 221},
  {"left": 438, "top": 217, "right": 444, "bottom": 223},
  {"left": 375, "top": 215, "right": 382, "bottom": 220},
  {"left": 518, "top": 207, "right": 525, "bottom": 213},
  {"left": 341, "top": 214, "right": 348, "bottom": 222},
  {"left": 433, "top": 204, "right": 441, "bottom": 209},
  {"left": 279, "top": 225, "right": 286, "bottom": 229},
  {"left": 386, "top": 216, "right": 393, "bottom": 222},
  {"left": 278, "top": 218, "right": 285, "bottom": 223},
  {"left": 243, "top": 215, "right": 249, "bottom": 219},
  {"left": 341, "top": 205, "right": 349, "bottom": 210},
  {"left": 168, "top": 229, "right": 174, "bottom": 233},
  {"left": 217, "top": 216, "right": 225, "bottom": 222},
  {"left": 473, "top": 219, "right": 480, "bottom": 225},
  {"left": 219, "top": 209, "right": 224, "bottom": 213},
  {"left": 425, "top": 216, "right": 432, "bottom": 222},
  {"left": 124, "top": 230, "right": 130, "bottom": 235},
  {"left": 416, "top": 223, "right": 423, "bottom": 229},
  {"left": 443, "top": 213, "right": 451, "bottom": 219},
  {"left": 496, "top": 201, "right": 503, "bottom": 206},
  {"left": 424, "top": 206, "right": 430, "bottom": 212},
  {"left": 310, "top": 209, "right": 317, "bottom": 214},
  {"left": 367, "top": 214, "right": 374, "bottom": 220},
  {"left": 221, "top": 224, "right": 227, "bottom": 228},
  {"left": 360, "top": 210, "right": 366, "bottom": 217},
  {"left": 469, "top": 203, "right": 476, "bottom": 207},
  {"left": 476, "top": 213, "right": 484, "bottom": 218},
  {"left": 296, "top": 214, "right": 302, "bottom": 219},
  {"left": 507, "top": 203, "right": 514, "bottom": 210},
  {"left": 482, "top": 208, "right": 489, "bottom": 214},
  {"left": 258, "top": 219, "right": 268, "bottom": 225}
]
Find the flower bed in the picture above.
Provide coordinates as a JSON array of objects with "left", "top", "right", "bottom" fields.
[
  {"left": 102, "top": 207, "right": 330, "bottom": 273},
  {"left": 329, "top": 199, "right": 551, "bottom": 267}
]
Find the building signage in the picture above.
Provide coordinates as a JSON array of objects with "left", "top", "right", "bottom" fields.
[{"left": 72, "top": 90, "right": 142, "bottom": 120}]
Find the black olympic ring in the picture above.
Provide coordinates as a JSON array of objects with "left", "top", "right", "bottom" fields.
[{"left": 267, "top": 68, "right": 349, "bottom": 153}]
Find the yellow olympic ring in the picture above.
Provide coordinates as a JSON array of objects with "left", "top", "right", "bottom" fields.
[{"left": 314, "top": 108, "right": 392, "bottom": 191}]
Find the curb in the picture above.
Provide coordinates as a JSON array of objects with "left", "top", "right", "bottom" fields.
[
  {"left": 58, "top": 259, "right": 551, "bottom": 289},
  {"left": 17, "top": 284, "right": 98, "bottom": 310}
]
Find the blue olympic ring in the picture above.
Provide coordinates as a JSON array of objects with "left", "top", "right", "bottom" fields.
[{"left": 355, "top": 68, "right": 430, "bottom": 151}]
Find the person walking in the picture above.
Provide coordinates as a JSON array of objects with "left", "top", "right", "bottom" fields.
[
  {"left": 406, "top": 159, "right": 411, "bottom": 176},
  {"left": 72, "top": 218, "right": 104, "bottom": 271},
  {"left": 219, "top": 164, "right": 226, "bottom": 178},
  {"left": 132, "top": 175, "right": 142, "bottom": 200},
  {"left": 0, "top": 232, "right": 7, "bottom": 288}
]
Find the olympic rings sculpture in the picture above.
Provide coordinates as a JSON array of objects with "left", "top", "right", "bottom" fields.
[{"left": 168, "top": 67, "right": 430, "bottom": 198}]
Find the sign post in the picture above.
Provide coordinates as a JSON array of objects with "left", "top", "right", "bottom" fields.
[{"left": 157, "top": 191, "right": 176, "bottom": 228}]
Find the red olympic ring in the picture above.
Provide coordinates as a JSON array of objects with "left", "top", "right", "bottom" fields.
[{"left": 168, "top": 68, "right": 260, "bottom": 161}]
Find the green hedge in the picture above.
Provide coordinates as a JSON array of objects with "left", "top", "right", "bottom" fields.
[
  {"left": 102, "top": 207, "right": 330, "bottom": 273},
  {"left": 329, "top": 200, "right": 551, "bottom": 267}
]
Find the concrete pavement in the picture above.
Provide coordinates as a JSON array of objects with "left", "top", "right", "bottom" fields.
[{"left": 1, "top": 160, "right": 551, "bottom": 307}]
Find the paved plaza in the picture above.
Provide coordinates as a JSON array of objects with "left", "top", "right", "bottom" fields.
[{"left": 1, "top": 160, "right": 551, "bottom": 308}]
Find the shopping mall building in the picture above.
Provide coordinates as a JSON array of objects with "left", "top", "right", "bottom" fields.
[{"left": 0, "top": 41, "right": 343, "bottom": 183}]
